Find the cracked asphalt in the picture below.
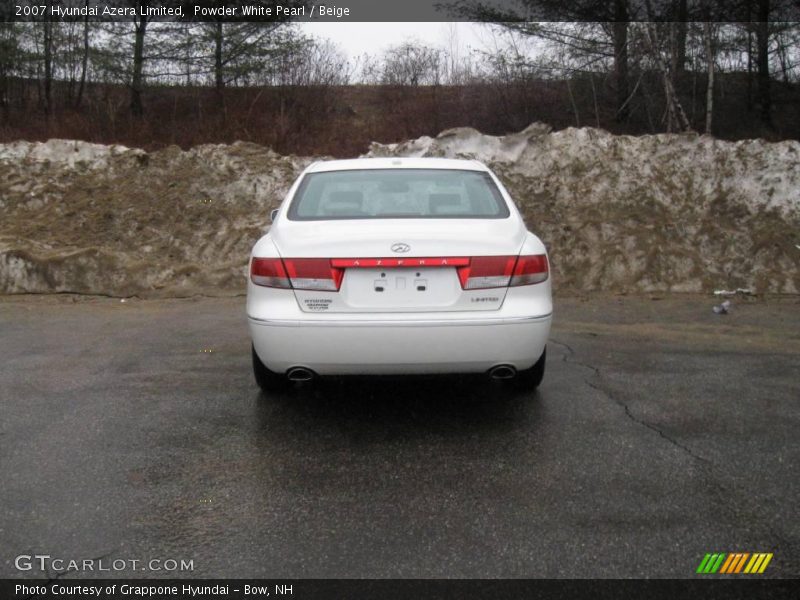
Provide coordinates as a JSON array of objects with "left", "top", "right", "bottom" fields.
[{"left": 1, "top": 294, "right": 798, "bottom": 578}]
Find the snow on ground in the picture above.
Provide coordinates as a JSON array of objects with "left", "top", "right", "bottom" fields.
[
  {"left": 0, "top": 140, "right": 310, "bottom": 296},
  {"left": 371, "top": 125, "right": 800, "bottom": 294},
  {"left": 1, "top": 126, "right": 798, "bottom": 297}
]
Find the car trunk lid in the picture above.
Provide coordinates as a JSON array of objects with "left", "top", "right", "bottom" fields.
[{"left": 270, "top": 219, "right": 525, "bottom": 313}]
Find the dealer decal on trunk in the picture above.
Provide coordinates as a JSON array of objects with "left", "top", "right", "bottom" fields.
[{"left": 303, "top": 299, "right": 332, "bottom": 311}]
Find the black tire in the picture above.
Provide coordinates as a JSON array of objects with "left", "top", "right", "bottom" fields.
[
  {"left": 252, "top": 345, "right": 290, "bottom": 393},
  {"left": 514, "top": 347, "right": 546, "bottom": 390}
]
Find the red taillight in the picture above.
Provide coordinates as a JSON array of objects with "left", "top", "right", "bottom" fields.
[
  {"left": 457, "top": 256, "right": 517, "bottom": 289},
  {"left": 251, "top": 257, "right": 343, "bottom": 290},
  {"left": 250, "top": 257, "right": 291, "bottom": 288},
  {"left": 510, "top": 254, "right": 549, "bottom": 286},
  {"left": 283, "top": 258, "right": 343, "bottom": 291},
  {"left": 252, "top": 255, "right": 547, "bottom": 291},
  {"left": 456, "top": 254, "right": 548, "bottom": 289}
]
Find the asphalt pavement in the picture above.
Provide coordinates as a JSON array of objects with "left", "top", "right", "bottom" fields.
[{"left": 1, "top": 293, "right": 798, "bottom": 578}]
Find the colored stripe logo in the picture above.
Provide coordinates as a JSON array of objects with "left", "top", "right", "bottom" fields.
[{"left": 696, "top": 552, "right": 773, "bottom": 574}]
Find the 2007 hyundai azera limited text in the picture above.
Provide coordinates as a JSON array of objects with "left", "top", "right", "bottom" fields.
[{"left": 247, "top": 158, "right": 552, "bottom": 391}]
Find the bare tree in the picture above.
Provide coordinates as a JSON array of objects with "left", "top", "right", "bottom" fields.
[
  {"left": 42, "top": 4, "right": 53, "bottom": 117},
  {"left": 612, "top": 1, "right": 630, "bottom": 121},
  {"left": 356, "top": 52, "right": 383, "bottom": 84},
  {"left": 0, "top": 24, "right": 18, "bottom": 121},
  {"left": 381, "top": 42, "right": 443, "bottom": 86},
  {"left": 129, "top": 1, "right": 150, "bottom": 116},
  {"left": 703, "top": 21, "right": 715, "bottom": 133},
  {"left": 453, "top": 1, "right": 633, "bottom": 121},
  {"left": 754, "top": 0, "right": 772, "bottom": 127},
  {"left": 75, "top": 2, "right": 89, "bottom": 108},
  {"left": 641, "top": 21, "right": 692, "bottom": 132},
  {"left": 670, "top": 0, "right": 689, "bottom": 77},
  {"left": 442, "top": 23, "right": 477, "bottom": 85}
]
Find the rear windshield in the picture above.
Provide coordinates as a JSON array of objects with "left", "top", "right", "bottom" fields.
[{"left": 287, "top": 169, "right": 510, "bottom": 220}]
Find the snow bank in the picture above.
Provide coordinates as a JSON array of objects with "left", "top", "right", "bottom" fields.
[
  {"left": 370, "top": 126, "right": 800, "bottom": 294},
  {"left": 1, "top": 127, "right": 798, "bottom": 296},
  {"left": 369, "top": 125, "right": 800, "bottom": 215},
  {"left": 0, "top": 139, "right": 148, "bottom": 171},
  {"left": 0, "top": 140, "right": 310, "bottom": 296}
]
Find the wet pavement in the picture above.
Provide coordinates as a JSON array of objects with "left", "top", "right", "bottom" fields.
[{"left": 1, "top": 294, "right": 798, "bottom": 578}]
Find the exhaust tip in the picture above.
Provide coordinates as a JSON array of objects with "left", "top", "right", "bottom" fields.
[
  {"left": 286, "top": 367, "right": 316, "bottom": 382},
  {"left": 488, "top": 364, "right": 517, "bottom": 380}
]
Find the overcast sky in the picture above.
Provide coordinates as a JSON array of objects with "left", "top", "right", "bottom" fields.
[{"left": 298, "top": 22, "right": 495, "bottom": 59}]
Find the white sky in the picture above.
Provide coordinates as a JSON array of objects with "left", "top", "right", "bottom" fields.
[{"left": 298, "top": 22, "right": 495, "bottom": 59}]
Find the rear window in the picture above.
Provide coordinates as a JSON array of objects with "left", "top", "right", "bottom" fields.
[{"left": 287, "top": 169, "right": 510, "bottom": 220}]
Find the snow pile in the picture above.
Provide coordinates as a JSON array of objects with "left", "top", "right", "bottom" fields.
[
  {"left": 0, "top": 140, "right": 310, "bottom": 296},
  {"left": 368, "top": 123, "right": 553, "bottom": 164},
  {"left": 370, "top": 125, "right": 800, "bottom": 293},
  {"left": 1, "top": 127, "right": 798, "bottom": 296},
  {"left": 0, "top": 139, "right": 148, "bottom": 171}
]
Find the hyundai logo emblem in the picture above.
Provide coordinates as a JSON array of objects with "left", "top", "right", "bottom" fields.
[{"left": 391, "top": 243, "right": 411, "bottom": 253}]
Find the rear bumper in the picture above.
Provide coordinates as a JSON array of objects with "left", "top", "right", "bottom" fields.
[{"left": 249, "top": 313, "right": 551, "bottom": 375}]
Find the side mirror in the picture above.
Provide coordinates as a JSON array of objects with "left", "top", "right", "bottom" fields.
[{"left": 270, "top": 208, "right": 279, "bottom": 222}]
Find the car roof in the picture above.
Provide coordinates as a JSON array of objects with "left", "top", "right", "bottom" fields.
[{"left": 305, "top": 157, "right": 489, "bottom": 173}]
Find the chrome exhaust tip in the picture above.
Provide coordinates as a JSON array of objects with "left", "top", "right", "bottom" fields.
[
  {"left": 286, "top": 367, "right": 316, "bottom": 382},
  {"left": 488, "top": 365, "right": 517, "bottom": 380}
]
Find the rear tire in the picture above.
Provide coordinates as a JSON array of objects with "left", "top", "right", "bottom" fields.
[
  {"left": 252, "top": 345, "right": 290, "bottom": 393},
  {"left": 515, "top": 347, "right": 546, "bottom": 390}
]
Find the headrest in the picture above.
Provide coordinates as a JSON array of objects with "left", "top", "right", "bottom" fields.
[{"left": 429, "top": 193, "right": 464, "bottom": 214}]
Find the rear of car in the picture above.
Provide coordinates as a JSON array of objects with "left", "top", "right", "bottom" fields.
[{"left": 247, "top": 158, "right": 552, "bottom": 389}]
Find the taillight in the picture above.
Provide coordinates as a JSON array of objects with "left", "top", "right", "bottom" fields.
[
  {"left": 283, "top": 258, "right": 343, "bottom": 291},
  {"left": 250, "top": 257, "right": 291, "bottom": 288},
  {"left": 457, "top": 256, "right": 517, "bottom": 289},
  {"left": 252, "top": 255, "right": 547, "bottom": 290},
  {"left": 251, "top": 257, "right": 343, "bottom": 290},
  {"left": 510, "top": 254, "right": 549, "bottom": 286},
  {"left": 456, "top": 254, "right": 548, "bottom": 289}
]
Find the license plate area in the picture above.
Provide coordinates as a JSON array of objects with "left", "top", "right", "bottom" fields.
[{"left": 342, "top": 267, "right": 460, "bottom": 308}]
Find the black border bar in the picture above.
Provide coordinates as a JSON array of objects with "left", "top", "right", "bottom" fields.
[
  {"left": 5, "top": 0, "right": 800, "bottom": 23},
  {"left": 3, "top": 579, "right": 800, "bottom": 600}
]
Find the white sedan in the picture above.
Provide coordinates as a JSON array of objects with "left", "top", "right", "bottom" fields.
[{"left": 247, "top": 158, "right": 552, "bottom": 391}]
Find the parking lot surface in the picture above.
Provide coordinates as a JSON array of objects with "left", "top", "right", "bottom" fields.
[{"left": 1, "top": 294, "right": 798, "bottom": 578}]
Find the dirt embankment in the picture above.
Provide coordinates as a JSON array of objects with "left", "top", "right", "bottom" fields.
[
  {"left": 0, "top": 140, "right": 309, "bottom": 296},
  {"left": 1, "top": 126, "right": 799, "bottom": 297}
]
